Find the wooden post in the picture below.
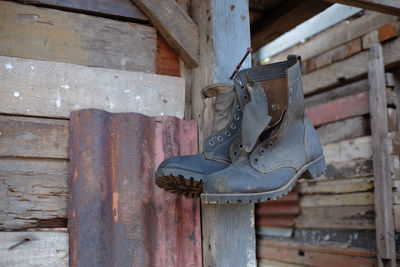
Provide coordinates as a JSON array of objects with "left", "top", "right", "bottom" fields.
[
  {"left": 368, "top": 43, "right": 396, "bottom": 267},
  {"left": 191, "top": 1, "right": 256, "bottom": 266}
]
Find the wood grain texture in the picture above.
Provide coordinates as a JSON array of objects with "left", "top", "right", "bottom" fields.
[
  {"left": 191, "top": 1, "right": 256, "bottom": 266},
  {"left": 0, "top": 115, "right": 69, "bottom": 158},
  {"left": 306, "top": 91, "right": 369, "bottom": 127},
  {"left": 298, "top": 177, "right": 374, "bottom": 194},
  {"left": 368, "top": 43, "right": 396, "bottom": 262},
  {"left": 258, "top": 240, "right": 377, "bottom": 266},
  {"left": 131, "top": 0, "right": 199, "bottom": 67},
  {"left": 251, "top": 0, "right": 331, "bottom": 51},
  {"left": 0, "top": 1, "right": 156, "bottom": 73},
  {"left": 323, "top": 0, "right": 400, "bottom": 16},
  {"left": 295, "top": 206, "right": 376, "bottom": 230},
  {"left": 316, "top": 116, "right": 370, "bottom": 145},
  {"left": 0, "top": 158, "right": 68, "bottom": 229},
  {"left": 323, "top": 159, "right": 373, "bottom": 179},
  {"left": 303, "top": 36, "right": 400, "bottom": 95},
  {"left": 156, "top": 32, "right": 180, "bottom": 77},
  {"left": 0, "top": 55, "right": 185, "bottom": 118},
  {"left": 270, "top": 11, "right": 397, "bottom": 63},
  {"left": 0, "top": 231, "right": 68, "bottom": 266},
  {"left": 13, "top": 0, "right": 148, "bottom": 21},
  {"left": 300, "top": 192, "right": 375, "bottom": 207}
]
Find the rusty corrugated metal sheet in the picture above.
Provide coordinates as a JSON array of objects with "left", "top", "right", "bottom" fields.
[
  {"left": 255, "top": 191, "right": 299, "bottom": 228},
  {"left": 68, "top": 109, "right": 201, "bottom": 267}
]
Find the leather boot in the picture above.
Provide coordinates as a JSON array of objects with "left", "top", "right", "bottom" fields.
[
  {"left": 202, "top": 55, "right": 326, "bottom": 203},
  {"left": 155, "top": 81, "right": 250, "bottom": 198}
]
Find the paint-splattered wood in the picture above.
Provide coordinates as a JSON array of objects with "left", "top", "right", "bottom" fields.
[
  {"left": 0, "top": 56, "right": 185, "bottom": 119},
  {"left": 323, "top": 159, "right": 374, "bottom": 179},
  {"left": 256, "top": 216, "right": 296, "bottom": 228},
  {"left": 368, "top": 43, "right": 396, "bottom": 263},
  {"left": 0, "top": 1, "right": 155, "bottom": 73},
  {"left": 316, "top": 116, "right": 370, "bottom": 145},
  {"left": 0, "top": 158, "right": 68, "bottom": 229},
  {"left": 302, "top": 36, "right": 400, "bottom": 95},
  {"left": 295, "top": 206, "right": 376, "bottom": 230},
  {"left": 257, "top": 240, "right": 377, "bottom": 266},
  {"left": 69, "top": 110, "right": 201, "bottom": 267},
  {"left": 0, "top": 231, "right": 68, "bottom": 266},
  {"left": 306, "top": 91, "right": 369, "bottom": 127},
  {"left": 13, "top": 0, "right": 147, "bottom": 22},
  {"left": 0, "top": 115, "right": 69, "bottom": 159}
]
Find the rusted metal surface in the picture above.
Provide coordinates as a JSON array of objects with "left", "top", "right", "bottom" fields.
[
  {"left": 68, "top": 109, "right": 201, "bottom": 267},
  {"left": 255, "top": 191, "right": 299, "bottom": 228}
]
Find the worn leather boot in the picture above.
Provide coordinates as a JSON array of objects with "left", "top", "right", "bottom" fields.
[
  {"left": 155, "top": 81, "right": 250, "bottom": 198},
  {"left": 202, "top": 56, "right": 326, "bottom": 203}
]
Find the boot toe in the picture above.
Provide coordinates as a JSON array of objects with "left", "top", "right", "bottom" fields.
[{"left": 204, "top": 160, "right": 296, "bottom": 194}]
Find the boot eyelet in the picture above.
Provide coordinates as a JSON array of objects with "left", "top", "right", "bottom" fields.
[
  {"left": 225, "top": 131, "right": 231, "bottom": 137},
  {"left": 243, "top": 95, "right": 248, "bottom": 100},
  {"left": 254, "top": 158, "right": 258, "bottom": 163},
  {"left": 209, "top": 140, "right": 214, "bottom": 146},
  {"left": 217, "top": 136, "right": 223, "bottom": 142},
  {"left": 234, "top": 114, "right": 240, "bottom": 120},
  {"left": 231, "top": 123, "right": 236, "bottom": 129},
  {"left": 236, "top": 105, "right": 241, "bottom": 111},
  {"left": 268, "top": 142, "right": 273, "bottom": 147},
  {"left": 239, "top": 144, "right": 243, "bottom": 148},
  {"left": 234, "top": 151, "right": 238, "bottom": 156},
  {"left": 241, "top": 85, "right": 244, "bottom": 89},
  {"left": 259, "top": 148, "right": 264, "bottom": 155}
]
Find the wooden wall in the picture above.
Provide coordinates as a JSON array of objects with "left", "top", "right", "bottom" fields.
[
  {"left": 256, "top": 10, "right": 400, "bottom": 266},
  {"left": 0, "top": 1, "right": 184, "bottom": 265}
]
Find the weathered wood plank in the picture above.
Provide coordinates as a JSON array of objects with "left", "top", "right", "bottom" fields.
[
  {"left": 0, "top": 231, "right": 68, "bottom": 266},
  {"left": 0, "top": 158, "right": 68, "bottom": 229},
  {"left": 0, "top": 1, "right": 156, "bottom": 73},
  {"left": 323, "top": 0, "right": 400, "bottom": 16},
  {"left": 368, "top": 43, "right": 396, "bottom": 263},
  {"left": 0, "top": 115, "right": 69, "bottom": 159},
  {"left": 323, "top": 135, "right": 373, "bottom": 163},
  {"left": 131, "top": 0, "right": 199, "bottom": 67},
  {"left": 0, "top": 55, "right": 185, "bottom": 118},
  {"left": 394, "top": 205, "right": 400, "bottom": 232},
  {"left": 191, "top": 1, "right": 256, "bottom": 266},
  {"left": 295, "top": 206, "right": 376, "bottom": 230},
  {"left": 316, "top": 116, "right": 370, "bottom": 145},
  {"left": 258, "top": 240, "right": 377, "bottom": 266},
  {"left": 251, "top": 0, "right": 331, "bottom": 51},
  {"left": 270, "top": 11, "right": 397, "bottom": 63},
  {"left": 306, "top": 91, "right": 369, "bottom": 127},
  {"left": 304, "top": 79, "right": 368, "bottom": 108},
  {"left": 298, "top": 177, "right": 374, "bottom": 194},
  {"left": 300, "top": 192, "right": 375, "bottom": 207},
  {"left": 323, "top": 159, "right": 373, "bottom": 179},
  {"left": 303, "top": 31, "right": 400, "bottom": 95},
  {"left": 13, "top": 0, "right": 148, "bottom": 22}
]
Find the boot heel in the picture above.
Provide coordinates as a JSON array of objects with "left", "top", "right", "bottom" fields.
[{"left": 302, "top": 156, "right": 326, "bottom": 180}]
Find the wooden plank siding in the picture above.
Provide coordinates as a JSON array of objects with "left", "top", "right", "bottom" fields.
[
  {"left": 0, "top": 56, "right": 185, "bottom": 119},
  {"left": 0, "top": 1, "right": 156, "bottom": 73}
]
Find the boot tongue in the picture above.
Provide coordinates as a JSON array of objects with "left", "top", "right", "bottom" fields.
[{"left": 211, "top": 87, "right": 235, "bottom": 135}]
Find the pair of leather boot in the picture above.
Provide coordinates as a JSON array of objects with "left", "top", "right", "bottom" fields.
[{"left": 155, "top": 55, "right": 326, "bottom": 203}]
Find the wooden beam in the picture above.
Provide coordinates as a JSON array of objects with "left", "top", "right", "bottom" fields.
[
  {"left": 191, "top": 1, "right": 256, "bottom": 266},
  {"left": 131, "top": 0, "right": 199, "bottom": 67},
  {"left": 251, "top": 0, "right": 332, "bottom": 51},
  {"left": 368, "top": 43, "right": 396, "bottom": 265},
  {"left": 323, "top": 0, "right": 400, "bottom": 16}
]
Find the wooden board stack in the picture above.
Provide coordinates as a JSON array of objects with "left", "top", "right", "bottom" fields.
[{"left": 256, "top": 10, "right": 400, "bottom": 266}]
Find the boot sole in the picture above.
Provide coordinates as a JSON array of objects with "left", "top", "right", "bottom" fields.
[
  {"left": 155, "top": 168, "right": 204, "bottom": 199},
  {"left": 201, "top": 155, "right": 326, "bottom": 204}
]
